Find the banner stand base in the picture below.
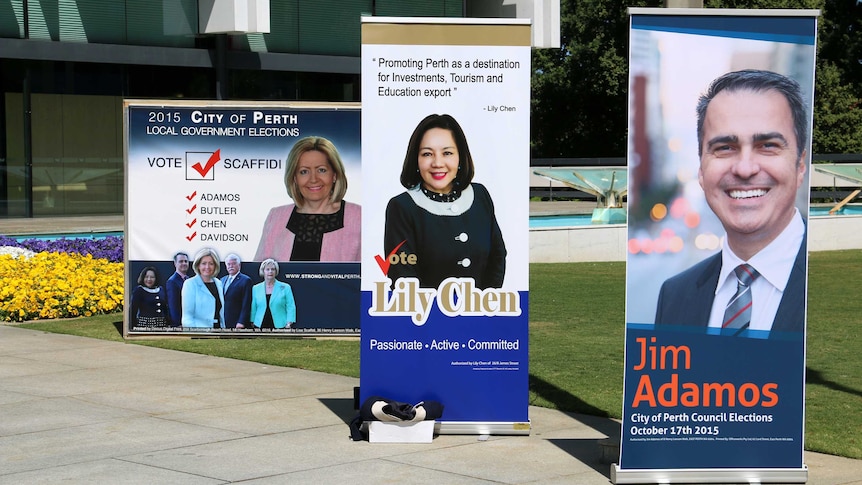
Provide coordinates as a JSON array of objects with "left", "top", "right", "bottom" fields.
[
  {"left": 436, "top": 420, "right": 531, "bottom": 436},
  {"left": 611, "top": 464, "right": 808, "bottom": 484}
]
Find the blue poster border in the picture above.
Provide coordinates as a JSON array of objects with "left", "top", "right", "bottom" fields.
[{"left": 618, "top": 10, "right": 817, "bottom": 480}]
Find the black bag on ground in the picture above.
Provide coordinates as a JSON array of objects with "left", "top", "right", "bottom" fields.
[{"left": 349, "top": 395, "right": 444, "bottom": 441}]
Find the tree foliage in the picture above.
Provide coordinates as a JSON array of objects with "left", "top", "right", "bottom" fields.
[
  {"left": 531, "top": 0, "right": 862, "bottom": 157},
  {"left": 814, "top": 0, "right": 862, "bottom": 153},
  {"left": 531, "top": 0, "right": 663, "bottom": 158},
  {"left": 813, "top": 62, "right": 862, "bottom": 153}
]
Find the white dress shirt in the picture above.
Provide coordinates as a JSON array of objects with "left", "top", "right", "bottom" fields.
[{"left": 708, "top": 209, "right": 805, "bottom": 332}]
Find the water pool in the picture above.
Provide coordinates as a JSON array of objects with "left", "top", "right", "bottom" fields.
[
  {"left": 529, "top": 214, "right": 621, "bottom": 228},
  {"left": 13, "top": 231, "right": 123, "bottom": 242},
  {"left": 810, "top": 205, "right": 862, "bottom": 216},
  {"left": 529, "top": 204, "right": 861, "bottom": 229}
]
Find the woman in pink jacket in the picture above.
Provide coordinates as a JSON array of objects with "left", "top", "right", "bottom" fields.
[{"left": 255, "top": 136, "right": 361, "bottom": 262}]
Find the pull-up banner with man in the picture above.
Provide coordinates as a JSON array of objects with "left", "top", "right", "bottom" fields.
[
  {"left": 360, "top": 18, "right": 531, "bottom": 433},
  {"left": 616, "top": 9, "right": 818, "bottom": 483},
  {"left": 124, "top": 101, "right": 361, "bottom": 338}
]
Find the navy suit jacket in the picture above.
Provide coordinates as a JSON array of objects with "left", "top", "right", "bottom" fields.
[
  {"left": 222, "top": 272, "right": 252, "bottom": 328},
  {"left": 165, "top": 271, "right": 188, "bottom": 327},
  {"left": 654, "top": 234, "right": 806, "bottom": 336}
]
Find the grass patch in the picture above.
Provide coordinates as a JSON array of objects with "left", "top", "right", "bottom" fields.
[
  {"left": 22, "top": 314, "right": 126, "bottom": 342},
  {"left": 19, "top": 251, "right": 861, "bottom": 459},
  {"left": 803, "top": 250, "right": 862, "bottom": 458},
  {"left": 528, "top": 261, "right": 625, "bottom": 417},
  {"left": 137, "top": 337, "right": 360, "bottom": 377},
  {"left": 22, "top": 315, "right": 360, "bottom": 377}
]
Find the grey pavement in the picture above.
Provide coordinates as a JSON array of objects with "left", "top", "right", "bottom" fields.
[
  {"left": 0, "top": 215, "right": 124, "bottom": 237},
  {"left": 1, "top": 325, "right": 861, "bottom": 484}
]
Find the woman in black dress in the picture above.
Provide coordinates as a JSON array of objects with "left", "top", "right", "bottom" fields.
[
  {"left": 131, "top": 266, "right": 169, "bottom": 328},
  {"left": 384, "top": 114, "right": 506, "bottom": 289}
]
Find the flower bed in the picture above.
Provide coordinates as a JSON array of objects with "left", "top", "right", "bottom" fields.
[
  {"left": 0, "top": 235, "right": 123, "bottom": 263},
  {"left": 0, "top": 236, "right": 124, "bottom": 322}
]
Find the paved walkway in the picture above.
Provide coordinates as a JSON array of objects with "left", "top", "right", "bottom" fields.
[
  {"left": 2, "top": 325, "right": 861, "bottom": 484},
  {"left": 0, "top": 215, "right": 124, "bottom": 237}
]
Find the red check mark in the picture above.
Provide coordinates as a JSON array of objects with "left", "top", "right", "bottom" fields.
[
  {"left": 186, "top": 190, "right": 197, "bottom": 201},
  {"left": 186, "top": 231, "right": 197, "bottom": 241},
  {"left": 375, "top": 240, "right": 407, "bottom": 276},
  {"left": 191, "top": 149, "right": 221, "bottom": 177},
  {"left": 186, "top": 204, "right": 197, "bottom": 214},
  {"left": 186, "top": 218, "right": 197, "bottom": 228}
]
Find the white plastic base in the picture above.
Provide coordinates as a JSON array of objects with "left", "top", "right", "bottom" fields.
[{"left": 368, "top": 421, "right": 435, "bottom": 443}]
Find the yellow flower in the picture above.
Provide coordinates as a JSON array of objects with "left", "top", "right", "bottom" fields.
[{"left": 0, "top": 252, "right": 124, "bottom": 321}]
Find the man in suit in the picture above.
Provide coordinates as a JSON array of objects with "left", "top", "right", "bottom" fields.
[
  {"left": 165, "top": 251, "right": 190, "bottom": 327},
  {"left": 654, "top": 70, "right": 808, "bottom": 336},
  {"left": 221, "top": 253, "right": 252, "bottom": 329}
]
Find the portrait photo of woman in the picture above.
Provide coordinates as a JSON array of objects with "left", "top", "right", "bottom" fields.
[
  {"left": 130, "top": 266, "right": 169, "bottom": 328},
  {"left": 255, "top": 136, "right": 361, "bottom": 262},
  {"left": 181, "top": 247, "right": 225, "bottom": 329},
  {"left": 251, "top": 258, "right": 297, "bottom": 329},
  {"left": 384, "top": 113, "right": 506, "bottom": 289}
]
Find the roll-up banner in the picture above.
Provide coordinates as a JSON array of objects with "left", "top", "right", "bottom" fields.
[
  {"left": 124, "top": 101, "right": 361, "bottom": 338},
  {"left": 616, "top": 9, "right": 818, "bottom": 483},
  {"left": 359, "top": 17, "right": 532, "bottom": 433}
]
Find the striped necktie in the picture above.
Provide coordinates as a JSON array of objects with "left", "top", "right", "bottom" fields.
[{"left": 722, "top": 264, "right": 759, "bottom": 331}]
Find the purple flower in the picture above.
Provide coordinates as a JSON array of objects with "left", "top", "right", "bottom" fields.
[
  {"left": 0, "top": 235, "right": 20, "bottom": 247},
  {"left": 1, "top": 235, "right": 124, "bottom": 262}
]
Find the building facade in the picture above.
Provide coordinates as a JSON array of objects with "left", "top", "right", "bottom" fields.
[{"left": 0, "top": 0, "right": 465, "bottom": 218}]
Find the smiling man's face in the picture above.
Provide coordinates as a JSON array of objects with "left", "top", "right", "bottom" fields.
[{"left": 698, "top": 88, "right": 805, "bottom": 258}]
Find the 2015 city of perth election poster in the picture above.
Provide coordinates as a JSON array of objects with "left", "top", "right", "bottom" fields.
[
  {"left": 359, "top": 18, "right": 531, "bottom": 427},
  {"left": 124, "top": 101, "right": 360, "bottom": 337},
  {"left": 617, "top": 9, "right": 817, "bottom": 479}
]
